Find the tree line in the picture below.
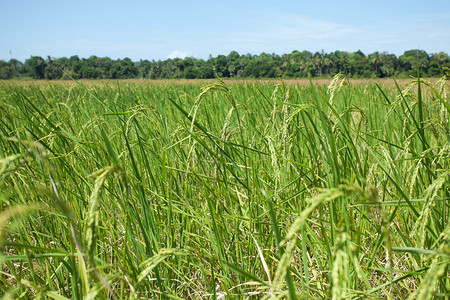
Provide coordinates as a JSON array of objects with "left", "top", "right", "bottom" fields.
[{"left": 0, "top": 49, "right": 449, "bottom": 80}]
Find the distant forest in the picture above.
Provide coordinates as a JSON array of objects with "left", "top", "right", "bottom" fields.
[{"left": 1, "top": 49, "right": 449, "bottom": 80}]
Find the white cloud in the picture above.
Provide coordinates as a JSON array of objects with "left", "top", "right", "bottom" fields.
[{"left": 167, "top": 50, "right": 189, "bottom": 59}]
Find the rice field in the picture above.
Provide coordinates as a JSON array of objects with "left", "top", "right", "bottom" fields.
[{"left": 0, "top": 76, "right": 449, "bottom": 299}]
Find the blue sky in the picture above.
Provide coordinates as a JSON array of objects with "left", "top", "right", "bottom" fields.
[{"left": 1, "top": 0, "right": 449, "bottom": 61}]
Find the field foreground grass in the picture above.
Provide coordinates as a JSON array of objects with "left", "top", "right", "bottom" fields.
[{"left": 0, "top": 76, "right": 449, "bottom": 299}]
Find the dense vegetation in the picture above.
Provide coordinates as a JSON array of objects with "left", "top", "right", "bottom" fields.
[
  {"left": 1, "top": 49, "right": 449, "bottom": 80},
  {"left": 0, "top": 76, "right": 449, "bottom": 299}
]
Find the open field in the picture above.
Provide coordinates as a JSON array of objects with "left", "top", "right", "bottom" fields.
[
  {"left": 3, "top": 77, "right": 444, "bottom": 86},
  {"left": 0, "top": 76, "right": 449, "bottom": 299}
]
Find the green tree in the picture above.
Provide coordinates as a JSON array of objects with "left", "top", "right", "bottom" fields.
[
  {"left": 0, "top": 61, "right": 13, "bottom": 79},
  {"left": 313, "top": 51, "right": 325, "bottom": 77},
  {"left": 379, "top": 52, "right": 398, "bottom": 77},
  {"left": 428, "top": 52, "right": 449, "bottom": 76},
  {"left": 399, "top": 50, "right": 430, "bottom": 76},
  {"left": 138, "top": 60, "right": 152, "bottom": 78},
  {"left": 45, "top": 56, "right": 67, "bottom": 79},
  {"left": 8, "top": 59, "right": 23, "bottom": 77},
  {"left": 24, "top": 56, "right": 46, "bottom": 79},
  {"left": 213, "top": 55, "right": 229, "bottom": 77},
  {"left": 109, "top": 58, "right": 138, "bottom": 79},
  {"left": 81, "top": 66, "right": 101, "bottom": 79},
  {"left": 68, "top": 55, "right": 81, "bottom": 78},
  {"left": 226, "top": 51, "right": 240, "bottom": 77},
  {"left": 348, "top": 50, "right": 367, "bottom": 77},
  {"left": 368, "top": 52, "right": 382, "bottom": 77}
]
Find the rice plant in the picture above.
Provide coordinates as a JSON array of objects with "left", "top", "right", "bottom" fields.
[{"left": 0, "top": 76, "right": 448, "bottom": 299}]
